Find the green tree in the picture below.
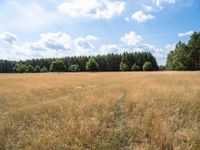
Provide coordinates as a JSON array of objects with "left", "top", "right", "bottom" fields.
[
  {"left": 15, "top": 64, "right": 28, "bottom": 73},
  {"left": 41, "top": 67, "right": 48, "bottom": 72},
  {"left": 188, "top": 32, "right": 200, "bottom": 70},
  {"left": 143, "top": 61, "right": 153, "bottom": 71},
  {"left": 166, "top": 42, "right": 193, "bottom": 70},
  {"left": 159, "top": 65, "right": 165, "bottom": 71},
  {"left": 50, "top": 60, "right": 66, "bottom": 72},
  {"left": 28, "top": 65, "right": 35, "bottom": 73},
  {"left": 68, "top": 64, "right": 80, "bottom": 72},
  {"left": 35, "top": 65, "right": 41, "bottom": 73},
  {"left": 86, "top": 58, "right": 99, "bottom": 71},
  {"left": 131, "top": 63, "right": 141, "bottom": 71},
  {"left": 119, "top": 62, "right": 128, "bottom": 71}
]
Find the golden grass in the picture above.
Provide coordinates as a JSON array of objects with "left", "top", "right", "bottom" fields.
[{"left": 0, "top": 72, "right": 200, "bottom": 150}]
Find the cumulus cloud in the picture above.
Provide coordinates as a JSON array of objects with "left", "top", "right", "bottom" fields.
[
  {"left": 0, "top": 32, "right": 17, "bottom": 44},
  {"left": 120, "top": 31, "right": 143, "bottom": 46},
  {"left": 165, "top": 43, "right": 176, "bottom": 50},
  {"left": 100, "top": 44, "right": 127, "bottom": 54},
  {"left": 1, "top": 32, "right": 99, "bottom": 60},
  {"left": 131, "top": 11, "right": 155, "bottom": 23},
  {"left": 152, "top": 0, "right": 176, "bottom": 8},
  {"left": 178, "top": 31, "right": 193, "bottom": 37},
  {"left": 74, "top": 35, "right": 98, "bottom": 55},
  {"left": 31, "top": 32, "right": 72, "bottom": 51},
  {"left": 143, "top": 5, "right": 153, "bottom": 12},
  {"left": 58, "top": 0, "right": 126, "bottom": 19}
]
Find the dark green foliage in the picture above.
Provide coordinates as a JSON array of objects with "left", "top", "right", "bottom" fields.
[
  {"left": 28, "top": 65, "right": 35, "bottom": 73},
  {"left": 35, "top": 65, "right": 41, "bottom": 73},
  {"left": 86, "top": 58, "right": 99, "bottom": 71},
  {"left": 50, "top": 60, "right": 66, "bottom": 72},
  {"left": 68, "top": 64, "right": 80, "bottom": 72},
  {"left": 14, "top": 64, "right": 28, "bottom": 73},
  {"left": 41, "top": 67, "right": 48, "bottom": 72},
  {"left": 0, "top": 52, "right": 158, "bottom": 73},
  {"left": 119, "top": 62, "right": 128, "bottom": 71},
  {"left": 159, "top": 65, "right": 165, "bottom": 71},
  {"left": 0, "top": 60, "right": 16, "bottom": 73},
  {"left": 166, "top": 32, "right": 200, "bottom": 70},
  {"left": 131, "top": 64, "right": 141, "bottom": 71},
  {"left": 143, "top": 62, "right": 153, "bottom": 71}
]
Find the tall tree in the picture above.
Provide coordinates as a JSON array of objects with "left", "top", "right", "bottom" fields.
[
  {"left": 50, "top": 60, "right": 66, "bottom": 72},
  {"left": 86, "top": 58, "right": 99, "bottom": 71}
]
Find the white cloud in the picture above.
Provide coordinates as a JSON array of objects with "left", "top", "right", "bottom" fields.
[
  {"left": 178, "top": 31, "right": 193, "bottom": 37},
  {"left": 74, "top": 35, "right": 98, "bottom": 55},
  {"left": 165, "top": 43, "right": 176, "bottom": 50},
  {"left": 120, "top": 31, "right": 143, "bottom": 46},
  {"left": 143, "top": 5, "right": 153, "bottom": 12},
  {"left": 124, "top": 17, "right": 130, "bottom": 22},
  {"left": 0, "top": 32, "right": 17, "bottom": 44},
  {"left": 131, "top": 11, "right": 155, "bottom": 23},
  {"left": 100, "top": 44, "right": 127, "bottom": 54},
  {"left": 152, "top": 0, "right": 176, "bottom": 8},
  {"left": 0, "top": 32, "right": 99, "bottom": 60},
  {"left": 31, "top": 32, "right": 72, "bottom": 51},
  {"left": 58, "top": 0, "right": 126, "bottom": 19}
]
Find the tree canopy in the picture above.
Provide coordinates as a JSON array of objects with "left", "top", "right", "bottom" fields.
[
  {"left": 86, "top": 58, "right": 99, "bottom": 71},
  {"left": 50, "top": 60, "right": 66, "bottom": 72},
  {"left": 0, "top": 51, "right": 158, "bottom": 73},
  {"left": 166, "top": 32, "right": 200, "bottom": 70}
]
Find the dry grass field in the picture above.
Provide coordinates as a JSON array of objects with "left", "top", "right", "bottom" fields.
[{"left": 0, "top": 72, "right": 200, "bottom": 150}]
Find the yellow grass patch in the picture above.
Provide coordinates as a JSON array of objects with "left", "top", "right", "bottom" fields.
[{"left": 0, "top": 72, "right": 200, "bottom": 149}]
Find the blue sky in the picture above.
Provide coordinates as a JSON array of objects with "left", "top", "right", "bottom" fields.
[{"left": 0, "top": 0, "right": 199, "bottom": 64}]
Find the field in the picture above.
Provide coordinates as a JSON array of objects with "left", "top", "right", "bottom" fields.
[{"left": 0, "top": 72, "right": 200, "bottom": 150}]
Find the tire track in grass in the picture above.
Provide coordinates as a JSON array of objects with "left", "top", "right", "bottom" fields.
[
  {"left": 114, "top": 89, "right": 135, "bottom": 150},
  {"left": 115, "top": 89, "right": 127, "bottom": 127}
]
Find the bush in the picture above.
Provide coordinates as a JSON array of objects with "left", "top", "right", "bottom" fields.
[
  {"left": 131, "top": 64, "right": 141, "bottom": 71},
  {"left": 68, "top": 64, "right": 80, "bottom": 72},
  {"left": 50, "top": 60, "right": 66, "bottom": 72},
  {"left": 15, "top": 64, "right": 28, "bottom": 73},
  {"left": 119, "top": 62, "right": 128, "bottom": 71},
  {"left": 86, "top": 58, "right": 99, "bottom": 71},
  {"left": 41, "top": 67, "right": 48, "bottom": 72},
  {"left": 143, "top": 62, "right": 153, "bottom": 71},
  {"left": 159, "top": 65, "right": 165, "bottom": 71}
]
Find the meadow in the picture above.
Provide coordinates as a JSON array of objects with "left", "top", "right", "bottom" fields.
[{"left": 0, "top": 72, "right": 200, "bottom": 150}]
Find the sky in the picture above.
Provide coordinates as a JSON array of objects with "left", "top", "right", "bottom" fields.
[{"left": 0, "top": 0, "right": 199, "bottom": 65}]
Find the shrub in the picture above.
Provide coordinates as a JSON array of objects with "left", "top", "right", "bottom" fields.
[
  {"left": 86, "top": 58, "right": 99, "bottom": 71},
  {"left": 131, "top": 64, "right": 141, "bottom": 71},
  {"left": 119, "top": 62, "right": 128, "bottom": 71},
  {"left": 15, "top": 64, "right": 28, "bottom": 73},
  {"left": 68, "top": 64, "right": 80, "bottom": 72},
  {"left": 50, "top": 60, "right": 66, "bottom": 72},
  {"left": 41, "top": 67, "right": 48, "bottom": 72},
  {"left": 143, "top": 61, "right": 153, "bottom": 71}
]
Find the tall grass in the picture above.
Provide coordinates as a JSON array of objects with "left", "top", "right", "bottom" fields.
[{"left": 0, "top": 72, "right": 200, "bottom": 149}]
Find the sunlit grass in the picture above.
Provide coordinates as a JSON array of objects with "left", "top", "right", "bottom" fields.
[{"left": 0, "top": 72, "right": 200, "bottom": 149}]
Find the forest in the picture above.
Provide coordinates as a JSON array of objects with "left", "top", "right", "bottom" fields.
[
  {"left": 0, "top": 32, "right": 199, "bottom": 73},
  {"left": 0, "top": 52, "right": 158, "bottom": 73}
]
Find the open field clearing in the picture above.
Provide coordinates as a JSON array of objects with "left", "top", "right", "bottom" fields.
[{"left": 0, "top": 72, "right": 200, "bottom": 150}]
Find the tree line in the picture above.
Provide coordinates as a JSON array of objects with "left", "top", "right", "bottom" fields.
[
  {"left": 1, "top": 31, "right": 199, "bottom": 73},
  {"left": 0, "top": 52, "right": 158, "bottom": 73}
]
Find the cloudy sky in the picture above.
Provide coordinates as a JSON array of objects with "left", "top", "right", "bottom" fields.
[{"left": 0, "top": 0, "right": 199, "bottom": 64}]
